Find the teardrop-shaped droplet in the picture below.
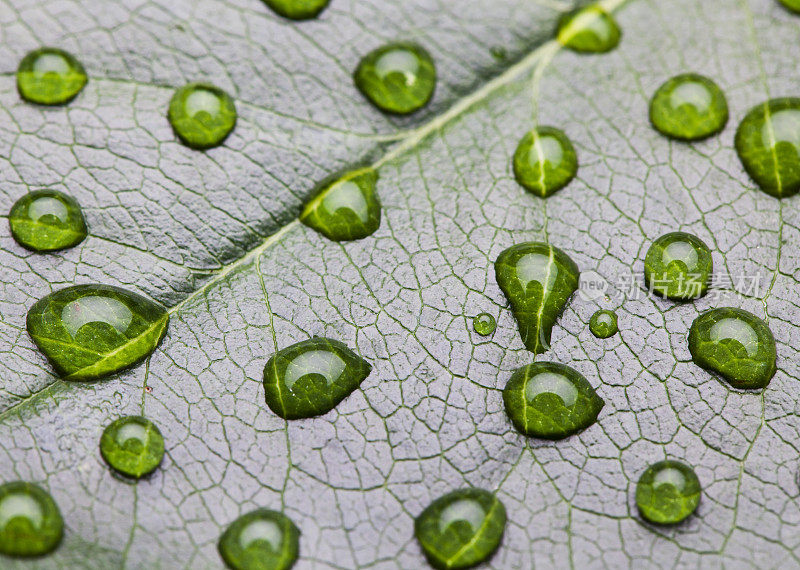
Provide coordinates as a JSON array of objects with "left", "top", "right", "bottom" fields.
[
  {"left": 26, "top": 284, "right": 169, "bottom": 381},
  {"left": 589, "top": 309, "right": 618, "bottom": 339},
  {"left": 9, "top": 190, "right": 87, "bottom": 252},
  {"left": 300, "top": 168, "right": 381, "bottom": 241},
  {"left": 414, "top": 488, "right": 506, "bottom": 570},
  {"left": 643, "top": 232, "right": 712, "bottom": 301},
  {"left": 502, "top": 362, "right": 604, "bottom": 439},
  {"left": 354, "top": 43, "right": 436, "bottom": 115},
  {"left": 263, "top": 0, "right": 329, "bottom": 20},
  {"left": 649, "top": 74, "right": 729, "bottom": 141},
  {"left": 0, "top": 482, "right": 63, "bottom": 558},
  {"left": 688, "top": 307, "right": 777, "bottom": 390},
  {"left": 735, "top": 98, "right": 800, "bottom": 198},
  {"left": 100, "top": 416, "right": 165, "bottom": 479},
  {"left": 636, "top": 460, "right": 701, "bottom": 525},
  {"left": 263, "top": 338, "right": 372, "bottom": 419},
  {"left": 512, "top": 127, "right": 578, "bottom": 197},
  {"left": 495, "top": 242, "right": 580, "bottom": 354},
  {"left": 17, "top": 48, "right": 87, "bottom": 105},
  {"left": 472, "top": 312, "right": 497, "bottom": 337},
  {"left": 168, "top": 83, "right": 237, "bottom": 150},
  {"left": 556, "top": 5, "right": 621, "bottom": 53},
  {"left": 218, "top": 509, "right": 300, "bottom": 570},
  {"left": 778, "top": 0, "right": 800, "bottom": 14}
]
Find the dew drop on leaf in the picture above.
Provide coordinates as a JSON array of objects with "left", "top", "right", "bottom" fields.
[
  {"left": 16, "top": 47, "right": 87, "bottom": 105},
  {"left": 0, "top": 482, "right": 63, "bottom": 558},
  {"left": 218, "top": 509, "right": 300, "bottom": 570},
  {"left": 589, "top": 309, "right": 618, "bottom": 338},
  {"left": 636, "top": 460, "right": 701, "bottom": 525},
  {"left": 643, "top": 232, "right": 712, "bottom": 301},
  {"left": 556, "top": 5, "right": 621, "bottom": 53},
  {"left": 649, "top": 74, "right": 729, "bottom": 141},
  {"left": 262, "top": 0, "right": 329, "bottom": 20},
  {"left": 472, "top": 313, "right": 496, "bottom": 337},
  {"left": 9, "top": 190, "right": 87, "bottom": 252},
  {"left": 168, "top": 83, "right": 237, "bottom": 150},
  {"left": 512, "top": 127, "right": 578, "bottom": 197},
  {"left": 99, "top": 416, "right": 165, "bottom": 479}
]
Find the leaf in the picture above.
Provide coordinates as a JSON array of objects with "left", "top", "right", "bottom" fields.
[{"left": 2, "top": 0, "right": 800, "bottom": 567}]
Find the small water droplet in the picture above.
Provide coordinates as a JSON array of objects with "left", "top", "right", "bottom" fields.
[
  {"left": 503, "top": 362, "right": 604, "bottom": 439},
  {"left": 735, "top": 98, "right": 800, "bottom": 198},
  {"left": 262, "top": 0, "right": 329, "bottom": 19},
  {"left": 263, "top": 338, "right": 372, "bottom": 419},
  {"left": 649, "top": 74, "right": 728, "bottom": 141},
  {"left": 100, "top": 416, "right": 165, "bottom": 479},
  {"left": 218, "top": 509, "right": 300, "bottom": 570},
  {"left": 354, "top": 43, "right": 436, "bottom": 115},
  {"left": 589, "top": 309, "right": 618, "bottom": 338},
  {"left": 472, "top": 313, "right": 496, "bottom": 337},
  {"left": 556, "top": 5, "right": 621, "bottom": 53},
  {"left": 0, "top": 482, "right": 63, "bottom": 557},
  {"left": 9, "top": 190, "right": 87, "bottom": 252},
  {"left": 495, "top": 242, "right": 580, "bottom": 354},
  {"left": 414, "top": 488, "right": 506, "bottom": 570},
  {"left": 636, "top": 460, "right": 701, "bottom": 525},
  {"left": 688, "top": 307, "right": 777, "bottom": 390},
  {"left": 17, "top": 48, "right": 87, "bottom": 105},
  {"left": 26, "top": 284, "right": 169, "bottom": 381},
  {"left": 168, "top": 83, "right": 237, "bottom": 150},
  {"left": 778, "top": 0, "right": 800, "bottom": 13},
  {"left": 512, "top": 127, "right": 578, "bottom": 197},
  {"left": 643, "top": 232, "right": 712, "bottom": 301}
]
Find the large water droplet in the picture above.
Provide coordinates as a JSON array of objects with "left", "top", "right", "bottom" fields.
[
  {"left": 262, "top": 0, "right": 329, "bottom": 20},
  {"left": 300, "top": 168, "right": 381, "bottom": 241},
  {"left": 512, "top": 127, "right": 578, "bottom": 197},
  {"left": 643, "top": 232, "right": 712, "bottom": 301},
  {"left": 503, "top": 362, "right": 604, "bottom": 439},
  {"left": 688, "top": 307, "right": 777, "bottom": 390},
  {"left": 354, "top": 43, "right": 436, "bottom": 115},
  {"left": 636, "top": 460, "right": 701, "bottom": 525},
  {"left": 0, "top": 482, "right": 63, "bottom": 558},
  {"left": 495, "top": 242, "right": 580, "bottom": 354},
  {"left": 414, "top": 488, "right": 506, "bottom": 570},
  {"left": 168, "top": 83, "right": 237, "bottom": 150},
  {"left": 100, "top": 416, "right": 165, "bottom": 479},
  {"left": 263, "top": 338, "right": 372, "bottom": 419},
  {"left": 26, "top": 284, "right": 169, "bottom": 381},
  {"left": 556, "top": 5, "right": 621, "bottom": 53},
  {"left": 589, "top": 309, "right": 618, "bottom": 338},
  {"left": 218, "top": 509, "right": 300, "bottom": 570},
  {"left": 9, "top": 190, "right": 87, "bottom": 252},
  {"left": 735, "top": 98, "right": 800, "bottom": 198},
  {"left": 16, "top": 48, "right": 87, "bottom": 105},
  {"left": 649, "top": 74, "right": 728, "bottom": 141},
  {"left": 472, "top": 313, "right": 497, "bottom": 337}
]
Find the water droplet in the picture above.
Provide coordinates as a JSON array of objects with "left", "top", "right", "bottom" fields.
[
  {"left": 502, "top": 362, "right": 604, "bottom": 439},
  {"left": 589, "top": 309, "right": 618, "bottom": 338},
  {"left": 636, "top": 460, "right": 701, "bottom": 525},
  {"left": 100, "top": 416, "right": 165, "bottom": 479},
  {"left": 218, "top": 509, "right": 300, "bottom": 570},
  {"left": 354, "top": 43, "right": 436, "bottom": 115},
  {"left": 414, "top": 488, "right": 506, "bottom": 570},
  {"left": 262, "top": 0, "right": 329, "bottom": 20},
  {"left": 299, "top": 168, "right": 381, "bottom": 241},
  {"left": 263, "top": 338, "right": 372, "bottom": 419},
  {"left": 778, "top": 0, "right": 800, "bottom": 14},
  {"left": 0, "top": 482, "right": 63, "bottom": 558},
  {"left": 495, "top": 242, "right": 580, "bottom": 354},
  {"left": 688, "top": 307, "right": 777, "bottom": 390},
  {"left": 472, "top": 313, "right": 497, "bottom": 337},
  {"left": 168, "top": 83, "right": 237, "bottom": 150},
  {"left": 643, "top": 232, "right": 712, "bottom": 301},
  {"left": 26, "top": 284, "right": 169, "bottom": 381},
  {"left": 735, "top": 98, "right": 800, "bottom": 198},
  {"left": 16, "top": 48, "right": 87, "bottom": 105},
  {"left": 8, "top": 190, "right": 87, "bottom": 252},
  {"left": 512, "top": 127, "right": 578, "bottom": 197},
  {"left": 649, "top": 74, "right": 728, "bottom": 141},
  {"left": 556, "top": 5, "right": 621, "bottom": 53}
]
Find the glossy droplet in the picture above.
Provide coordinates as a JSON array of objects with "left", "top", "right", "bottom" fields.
[
  {"left": 168, "top": 83, "right": 237, "bottom": 150},
  {"left": 26, "top": 284, "right": 169, "bottom": 381},
  {"left": 263, "top": 338, "right": 372, "bottom": 419},
  {"left": 218, "top": 509, "right": 300, "bottom": 570},
  {"left": 300, "top": 168, "right": 381, "bottom": 241},
  {"left": 415, "top": 488, "right": 506, "bottom": 570},
  {"left": 649, "top": 74, "right": 729, "bottom": 141},
  {"left": 472, "top": 313, "right": 496, "bottom": 337},
  {"left": 0, "top": 482, "right": 63, "bottom": 558},
  {"left": 735, "top": 98, "right": 800, "bottom": 198},
  {"left": 688, "top": 307, "right": 777, "bottom": 390},
  {"left": 100, "top": 416, "right": 165, "bottom": 479},
  {"left": 636, "top": 460, "right": 701, "bottom": 525},
  {"left": 503, "top": 362, "right": 604, "bottom": 440},
  {"left": 263, "top": 0, "right": 329, "bottom": 20},
  {"left": 778, "top": 0, "right": 800, "bottom": 14},
  {"left": 8, "top": 190, "right": 87, "bottom": 252},
  {"left": 644, "top": 232, "right": 712, "bottom": 301},
  {"left": 512, "top": 127, "right": 578, "bottom": 197},
  {"left": 17, "top": 48, "right": 87, "bottom": 105},
  {"left": 354, "top": 43, "right": 436, "bottom": 115},
  {"left": 495, "top": 242, "right": 580, "bottom": 354},
  {"left": 589, "top": 309, "right": 618, "bottom": 339},
  {"left": 556, "top": 5, "right": 621, "bottom": 53}
]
